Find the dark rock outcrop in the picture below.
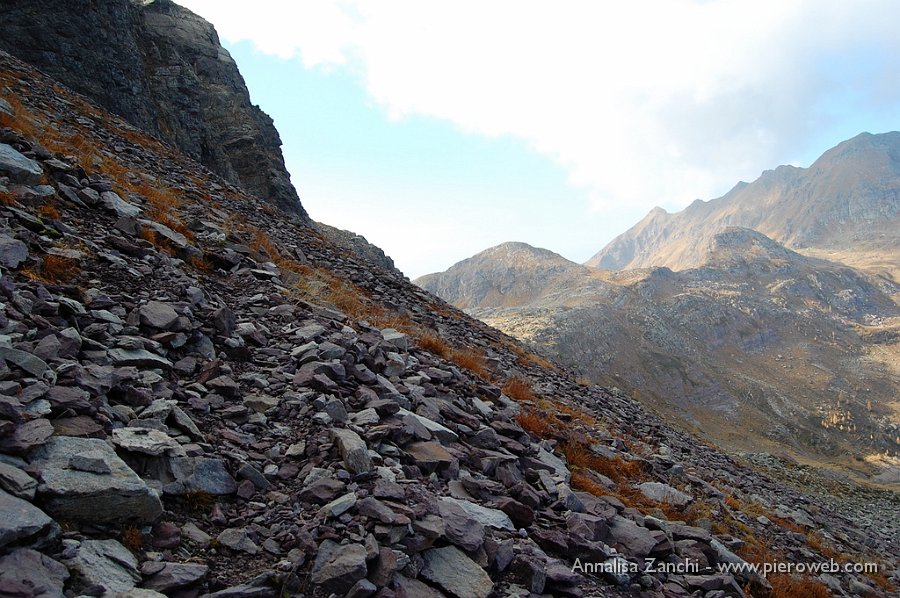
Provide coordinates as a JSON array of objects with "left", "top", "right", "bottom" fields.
[{"left": 0, "top": 0, "right": 307, "bottom": 218}]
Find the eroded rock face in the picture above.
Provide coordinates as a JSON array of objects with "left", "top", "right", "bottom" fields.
[{"left": 0, "top": 0, "right": 307, "bottom": 218}]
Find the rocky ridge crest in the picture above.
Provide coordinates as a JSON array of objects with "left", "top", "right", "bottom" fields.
[{"left": 588, "top": 132, "right": 900, "bottom": 280}]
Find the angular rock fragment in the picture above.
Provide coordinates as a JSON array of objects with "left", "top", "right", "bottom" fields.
[
  {"left": 0, "top": 489, "right": 58, "bottom": 549},
  {"left": 330, "top": 428, "right": 374, "bottom": 475},
  {"left": 30, "top": 436, "right": 163, "bottom": 524},
  {"left": 65, "top": 539, "right": 141, "bottom": 594},
  {"left": 421, "top": 546, "right": 493, "bottom": 598},
  {"left": 310, "top": 539, "right": 368, "bottom": 594},
  {"left": 0, "top": 548, "right": 68, "bottom": 598}
]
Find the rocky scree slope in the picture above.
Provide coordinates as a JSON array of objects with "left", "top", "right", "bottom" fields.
[
  {"left": 588, "top": 132, "right": 900, "bottom": 281},
  {"left": 0, "top": 52, "right": 897, "bottom": 598},
  {"left": 0, "top": 0, "right": 306, "bottom": 219},
  {"left": 417, "top": 232, "right": 900, "bottom": 481}
]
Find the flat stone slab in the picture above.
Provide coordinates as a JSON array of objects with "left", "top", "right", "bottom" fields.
[
  {"left": 30, "top": 436, "right": 162, "bottom": 524},
  {"left": 421, "top": 546, "right": 493, "bottom": 598},
  {"left": 0, "top": 489, "right": 58, "bottom": 550},
  {"left": 398, "top": 408, "right": 458, "bottom": 443},
  {"left": 440, "top": 496, "right": 515, "bottom": 531},
  {"left": 65, "top": 539, "right": 140, "bottom": 594},
  {"left": 310, "top": 539, "right": 367, "bottom": 594},
  {"left": 636, "top": 482, "right": 692, "bottom": 507},
  {"left": 0, "top": 548, "right": 68, "bottom": 598},
  {"left": 0, "top": 143, "right": 42, "bottom": 184}
]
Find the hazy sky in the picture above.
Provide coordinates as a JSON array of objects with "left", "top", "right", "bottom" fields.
[{"left": 178, "top": 1, "right": 900, "bottom": 278}]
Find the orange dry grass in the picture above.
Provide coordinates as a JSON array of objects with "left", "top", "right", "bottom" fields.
[
  {"left": 448, "top": 347, "right": 489, "bottom": 380},
  {"left": 121, "top": 527, "right": 143, "bottom": 552},
  {"left": 502, "top": 377, "right": 536, "bottom": 402},
  {"left": 570, "top": 470, "right": 611, "bottom": 496},
  {"left": 0, "top": 93, "right": 41, "bottom": 140},
  {"left": 38, "top": 204, "right": 61, "bottom": 220},
  {"left": 40, "top": 255, "right": 80, "bottom": 283},
  {"left": 561, "top": 441, "right": 646, "bottom": 483},
  {"left": 0, "top": 189, "right": 16, "bottom": 206},
  {"left": 516, "top": 409, "right": 555, "bottom": 437},
  {"left": 248, "top": 226, "right": 281, "bottom": 261},
  {"left": 418, "top": 333, "right": 450, "bottom": 358},
  {"left": 769, "top": 575, "right": 831, "bottom": 598}
]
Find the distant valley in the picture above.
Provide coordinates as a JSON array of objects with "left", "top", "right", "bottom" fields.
[{"left": 417, "top": 132, "right": 900, "bottom": 483}]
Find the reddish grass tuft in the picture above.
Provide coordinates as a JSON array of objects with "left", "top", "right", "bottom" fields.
[
  {"left": 121, "top": 526, "right": 143, "bottom": 552},
  {"left": 561, "top": 441, "right": 646, "bottom": 483},
  {"left": 40, "top": 254, "right": 80, "bottom": 283},
  {"left": 448, "top": 347, "right": 489, "bottom": 380},
  {"left": 769, "top": 574, "right": 831, "bottom": 598},
  {"left": 570, "top": 470, "right": 611, "bottom": 496},
  {"left": 38, "top": 204, "right": 61, "bottom": 220},
  {"left": 502, "top": 377, "right": 536, "bottom": 402},
  {"left": 418, "top": 333, "right": 450, "bottom": 358},
  {"left": 516, "top": 409, "right": 555, "bottom": 437}
]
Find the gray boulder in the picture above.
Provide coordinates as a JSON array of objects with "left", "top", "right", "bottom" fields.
[
  {"left": 0, "top": 143, "right": 42, "bottom": 184},
  {"left": 65, "top": 539, "right": 140, "bottom": 594},
  {"left": 0, "top": 234, "right": 28, "bottom": 269},
  {"left": 420, "top": 546, "right": 493, "bottom": 598},
  {"left": 0, "top": 549, "right": 68, "bottom": 598},
  {"left": 636, "top": 482, "right": 693, "bottom": 507},
  {"left": 310, "top": 539, "right": 368, "bottom": 594},
  {"left": 30, "top": 436, "right": 163, "bottom": 524},
  {"left": 0, "top": 489, "right": 58, "bottom": 549},
  {"left": 330, "top": 428, "right": 374, "bottom": 476}
]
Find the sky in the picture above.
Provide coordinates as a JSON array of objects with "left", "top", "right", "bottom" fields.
[{"left": 178, "top": 0, "right": 900, "bottom": 279}]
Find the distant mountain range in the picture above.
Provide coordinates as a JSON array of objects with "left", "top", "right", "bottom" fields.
[
  {"left": 417, "top": 133, "right": 900, "bottom": 482},
  {"left": 589, "top": 132, "right": 900, "bottom": 282}
]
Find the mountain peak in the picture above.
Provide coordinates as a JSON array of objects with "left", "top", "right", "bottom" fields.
[{"left": 587, "top": 131, "right": 900, "bottom": 277}]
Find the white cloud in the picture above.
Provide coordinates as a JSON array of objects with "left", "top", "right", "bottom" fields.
[{"left": 179, "top": 0, "right": 900, "bottom": 213}]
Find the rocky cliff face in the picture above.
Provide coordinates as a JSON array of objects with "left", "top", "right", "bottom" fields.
[
  {"left": 4, "top": 49, "right": 897, "bottom": 596},
  {"left": 588, "top": 132, "right": 900, "bottom": 280},
  {"left": 0, "top": 0, "right": 307, "bottom": 218}
]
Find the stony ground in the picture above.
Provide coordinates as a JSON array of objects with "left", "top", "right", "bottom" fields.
[{"left": 0, "top": 50, "right": 897, "bottom": 598}]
